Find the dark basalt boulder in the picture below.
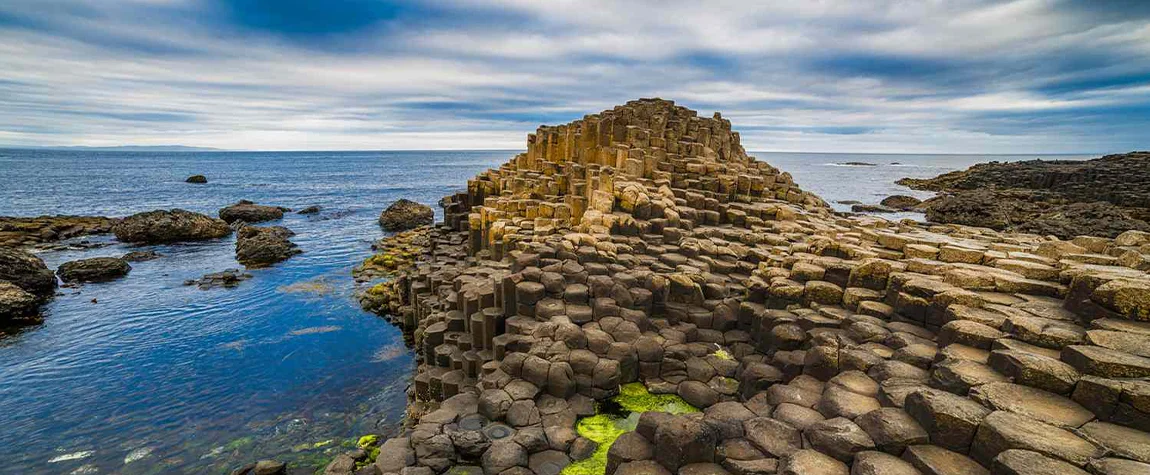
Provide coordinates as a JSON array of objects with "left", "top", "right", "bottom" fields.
[
  {"left": 880, "top": 195, "right": 922, "bottom": 211},
  {"left": 218, "top": 200, "right": 285, "bottom": 224},
  {"left": 379, "top": 199, "right": 434, "bottom": 231},
  {"left": 185, "top": 175, "right": 207, "bottom": 184},
  {"left": 0, "top": 247, "right": 57, "bottom": 299},
  {"left": 57, "top": 257, "right": 132, "bottom": 283},
  {"left": 235, "top": 225, "right": 301, "bottom": 267},
  {"left": 113, "top": 209, "right": 232, "bottom": 243}
]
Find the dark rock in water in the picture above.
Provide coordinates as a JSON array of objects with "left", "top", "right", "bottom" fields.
[
  {"left": 185, "top": 175, "right": 207, "bottom": 184},
  {"left": 122, "top": 250, "right": 161, "bottom": 262},
  {"left": 836, "top": 200, "right": 862, "bottom": 205},
  {"left": 880, "top": 195, "right": 922, "bottom": 211},
  {"left": 0, "top": 247, "right": 57, "bottom": 299},
  {"left": 900, "top": 151, "right": 1150, "bottom": 238},
  {"left": 57, "top": 257, "right": 132, "bottom": 283},
  {"left": 184, "top": 269, "right": 251, "bottom": 289},
  {"left": 297, "top": 205, "right": 321, "bottom": 215},
  {"left": 839, "top": 162, "right": 878, "bottom": 166},
  {"left": 0, "top": 281, "right": 39, "bottom": 321},
  {"left": 0, "top": 215, "right": 118, "bottom": 248},
  {"left": 852, "top": 204, "right": 896, "bottom": 213},
  {"left": 218, "top": 200, "right": 285, "bottom": 224},
  {"left": 113, "top": 209, "right": 232, "bottom": 243},
  {"left": 379, "top": 199, "right": 434, "bottom": 231},
  {"left": 230, "top": 459, "right": 286, "bottom": 475},
  {"left": 235, "top": 225, "right": 301, "bottom": 267}
]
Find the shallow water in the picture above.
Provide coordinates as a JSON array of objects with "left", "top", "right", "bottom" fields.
[{"left": 0, "top": 148, "right": 1096, "bottom": 473}]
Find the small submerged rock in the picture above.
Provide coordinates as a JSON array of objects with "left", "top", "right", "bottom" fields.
[
  {"left": 57, "top": 257, "right": 132, "bottom": 283},
  {"left": 122, "top": 250, "right": 162, "bottom": 262},
  {"left": 851, "top": 204, "right": 896, "bottom": 213},
  {"left": 184, "top": 269, "right": 252, "bottom": 290},
  {"left": 235, "top": 225, "right": 301, "bottom": 267},
  {"left": 296, "top": 205, "right": 322, "bottom": 215},
  {"left": 379, "top": 199, "right": 433, "bottom": 231},
  {"left": 230, "top": 459, "right": 286, "bottom": 475},
  {"left": 185, "top": 174, "right": 208, "bottom": 184},
  {"left": 219, "top": 200, "right": 286, "bottom": 224},
  {"left": 113, "top": 209, "right": 232, "bottom": 244},
  {"left": 838, "top": 161, "right": 878, "bottom": 166}
]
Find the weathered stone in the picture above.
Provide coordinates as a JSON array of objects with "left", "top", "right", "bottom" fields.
[{"left": 903, "top": 388, "right": 991, "bottom": 452}]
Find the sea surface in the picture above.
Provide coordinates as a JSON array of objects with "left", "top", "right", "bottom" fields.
[{"left": 0, "top": 149, "right": 1096, "bottom": 474}]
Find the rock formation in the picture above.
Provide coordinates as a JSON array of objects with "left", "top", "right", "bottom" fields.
[
  {"left": 235, "top": 225, "right": 301, "bottom": 268},
  {"left": 899, "top": 152, "right": 1150, "bottom": 238},
  {"left": 113, "top": 209, "right": 232, "bottom": 243},
  {"left": 316, "top": 99, "right": 1150, "bottom": 475},
  {"left": 186, "top": 174, "right": 208, "bottom": 184},
  {"left": 379, "top": 199, "right": 435, "bottom": 231},
  {"left": 57, "top": 257, "right": 132, "bottom": 283},
  {"left": 0, "top": 215, "right": 118, "bottom": 248},
  {"left": 218, "top": 200, "right": 286, "bottom": 224}
]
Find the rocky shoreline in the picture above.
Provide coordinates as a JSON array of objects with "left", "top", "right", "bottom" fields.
[
  {"left": 899, "top": 152, "right": 1150, "bottom": 239},
  {"left": 326, "top": 99, "right": 1150, "bottom": 475}
]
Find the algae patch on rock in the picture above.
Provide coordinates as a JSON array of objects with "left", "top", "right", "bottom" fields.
[{"left": 562, "top": 383, "right": 697, "bottom": 475}]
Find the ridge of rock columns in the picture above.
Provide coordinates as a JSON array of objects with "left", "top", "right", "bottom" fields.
[{"left": 329, "top": 98, "right": 1150, "bottom": 475}]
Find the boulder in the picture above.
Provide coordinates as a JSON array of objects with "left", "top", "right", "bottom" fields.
[
  {"left": 297, "top": 205, "right": 322, "bottom": 215},
  {"left": 57, "top": 257, "right": 131, "bottom": 283},
  {"left": 379, "top": 199, "right": 434, "bottom": 231},
  {"left": 0, "top": 281, "right": 39, "bottom": 320},
  {"left": 880, "top": 195, "right": 923, "bottom": 211},
  {"left": 0, "top": 247, "right": 57, "bottom": 299},
  {"left": 219, "top": 200, "right": 285, "bottom": 224},
  {"left": 235, "top": 225, "right": 301, "bottom": 267},
  {"left": 113, "top": 209, "right": 232, "bottom": 243},
  {"left": 185, "top": 174, "right": 207, "bottom": 184},
  {"left": 121, "top": 250, "right": 161, "bottom": 262}
]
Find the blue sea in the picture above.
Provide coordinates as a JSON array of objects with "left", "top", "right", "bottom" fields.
[{"left": 0, "top": 149, "right": 1094, "bottom": 474}]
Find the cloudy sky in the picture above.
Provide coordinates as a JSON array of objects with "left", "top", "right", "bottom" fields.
[{"left": 1, "top": 0, "right": 1149, "bottom": 153}]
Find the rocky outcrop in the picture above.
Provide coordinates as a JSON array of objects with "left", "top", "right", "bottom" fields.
[
  {"left": 57, "top": 257, "right": 131, "bottom": 283},
  {"left": 379, "top": 199, "right": 434, "bottom": 231},
  {"left": 113, "top": 209, "right": 232, "bottom": 243},
  {"left": 0, "top": 215, "right": 118, "bottom": 248},
  {"left": 900, "top": 152, "right": 1150, "bottom": 238},
  {"left": 186, "top": 175, "right": 207, "bottom": 184},
  {"left": 297, "top": 205, "right": 322, "bottom": 215},
  {"left": 218, "top": 200, "right": 286, "bottom": 224},
  {"left": 0, "top": 281, "right": 39, "bottom": 321},
  {"left": 235, "top": 225, "right": 301, "bottom": 267},
  {"left": 313, "top": 99, "right": 1150, "bottom": 475}
]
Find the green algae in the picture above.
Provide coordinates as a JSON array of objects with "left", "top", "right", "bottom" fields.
[
  {"left": 713, "top": 348, "right": 733, "bottom": 361},
  {"left": 356, "top": 434, "right": 379, "bottom": 448},
  {"left": 561, "top": 383, "right": 698, "bottom": 475}
]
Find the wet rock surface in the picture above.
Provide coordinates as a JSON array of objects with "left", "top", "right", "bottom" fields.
[
  {"left": 0, "top": 215, "right": 118, "bottom": 248},
  {"left": 219, "top": 200, "right": 287, "bottom": 224},
  {"left": 899, "top": 152, "right": 1150, "bottom": 238},
  {"left": 0, "top": 247, "right": 57, "bottom": 322},
  {"left": 57, "top": 257, "right": 132, "bottom": 283},
  {"left": 113, "top": 209, "right": 232, "bottom": 243},
  {"left": 186, "top": 174, "right": 208, "bottom": 184},
  {"left": 379, "top": 199, "right": 434, "bottom": 231},
  {"left": 293, "top": 99, "right": 1150, "bottom": 475},
  {"left": 235, "top": 225, "right": 301, "bottom": 268}
]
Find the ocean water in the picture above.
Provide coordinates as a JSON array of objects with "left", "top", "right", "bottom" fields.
[{"left": 0, "top": 149, "right": 1096, "bottom": 474}]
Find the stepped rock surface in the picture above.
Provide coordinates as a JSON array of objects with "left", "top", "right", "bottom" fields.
[
  {"left": 899, "top": 152, "right": 1150, "bottom": 238},
  {"left": 320, "top": 99, "right": 1150, "bottom": 475}
]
